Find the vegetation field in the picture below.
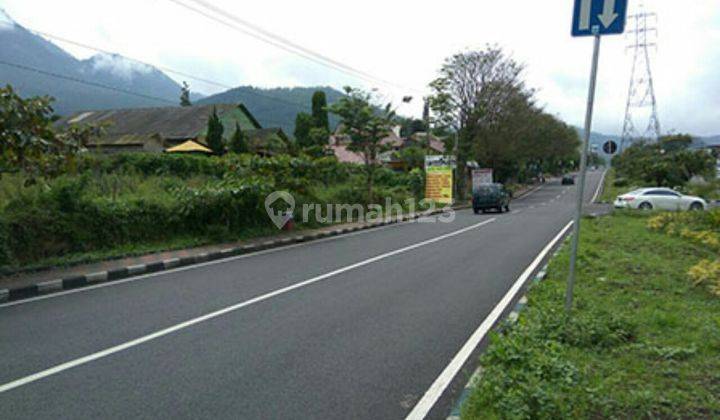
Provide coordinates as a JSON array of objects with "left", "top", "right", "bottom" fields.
[{"left": 462, "top": 209, "right": 720, "bottom": 419}]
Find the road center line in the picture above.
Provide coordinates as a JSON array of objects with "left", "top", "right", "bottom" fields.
[
  {"left": 405, "top": 220, "right": 573, "bottom": 420},
  {"left": 0, "top": 218, "right": 496, "bottom": 394}
]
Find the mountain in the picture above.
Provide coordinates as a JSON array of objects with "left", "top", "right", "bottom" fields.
[
  {"left": 197, "top": 86, "right": 345, "bottom": 135},
  {"left": 0, "top": 8, "right": 183, "bottom": 115}
]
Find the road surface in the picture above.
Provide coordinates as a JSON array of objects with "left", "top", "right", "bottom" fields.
[{"left": 0, "top": 171, "right": 603, "bottom": 419}]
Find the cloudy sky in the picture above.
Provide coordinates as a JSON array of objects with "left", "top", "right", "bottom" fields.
[{"left": 1, "top": 0, "right": 718, "bottom": 136}]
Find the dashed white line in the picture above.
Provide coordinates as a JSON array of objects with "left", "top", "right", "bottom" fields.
[{"left": 0, "top": 218, "right": 497, "bottom": 394}]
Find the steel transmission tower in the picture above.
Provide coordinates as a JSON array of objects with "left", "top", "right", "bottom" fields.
[{"left": 621, "top": 4, "right": 661, "bottom": 149}]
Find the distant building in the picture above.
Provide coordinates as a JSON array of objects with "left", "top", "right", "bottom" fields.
[
  {"left": 57, "top": 104, "right": 289, "bottom": 156},
  {"left": 329, "top": 130, "right": 448, "bottom": 169}
]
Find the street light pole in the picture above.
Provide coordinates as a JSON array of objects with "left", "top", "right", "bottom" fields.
[{"left": 566, "top": 33, "right": 601, "bottom": 313}]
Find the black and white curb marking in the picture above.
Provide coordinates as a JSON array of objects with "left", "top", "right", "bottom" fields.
[
  {"left": 0, "top": 208, "right": 457, "bottom": 304},
  {"left": 0, "top": 184, "right": 540, "bottom": 304},
  {"left": 446, "top": 265, "right": 549, "bottom": 420}
]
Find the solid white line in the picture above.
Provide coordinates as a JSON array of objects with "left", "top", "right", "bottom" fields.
[
  {"left": 404, "top": 220, "right": 574, "bottom": 420},
  {"left": 0, "top": 218, "right": 496, "bottom": 394},
  {"left": 591, "top": 169, "right": 608, "bottom": 203},
  {"left": 0, "top": 217, "right": 433, "bottom": 309}
]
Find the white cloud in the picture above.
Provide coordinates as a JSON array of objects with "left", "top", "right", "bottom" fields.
[
  {"left": 84, "top": 53, "right": 153, "bottom": 81},
  {"left": 0, "top": 0, "right": 718, "bottom": 135}
]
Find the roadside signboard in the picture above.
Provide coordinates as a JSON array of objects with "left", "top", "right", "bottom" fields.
[
  {"left": 425, "top": 156, "right": 454, "bottom": 204},
  {"left": 472, "top": 169, "right": 493, "bottom": 192},
  {"left": 572, "top": 0, "right": 628, "bottom": 37}
]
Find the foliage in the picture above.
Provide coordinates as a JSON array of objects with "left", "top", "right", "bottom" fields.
[
  {"left": 612, "top": 135, "right": 716, "bottom": 187},
  {"left": 396, "top": 146, "right": 426, "bottom": 171},
  {"left": 311, "top": 90, "right": 330, "bottom": 132},
  {"left": 329, "top": 86, "right": 397, "bottom": 202},
  {"left": 294, "top": 112, "right": 314, "bottom": 147},
  {"left": 206, "top": 106, "right": 225, "bottom": 155},
  {"left": 0, "top": 85, "right": 101, "bottom": 183},
  {"left": 687, "top": 259, "right": 720, "bottom": 297},
  {"left": 0, "top": 152, "right": 424, "bottom": 267},
  {"left": 307, "top": 127, "right": 330, "bottom": 148},
  {"left": 398, "top": 117, "right": 427, "bottom": 138},
  {"left": 428, "top": 46, "right": 580, "bottom": 192},
  {"left": 180, "top": 81, "right": 192, "bottom": 107},
  {"left": 228, "top": 123, "right": 249, "bottom": 154},
  {"left": 463, "top": 213, "right": 720, "bottom": 419}
]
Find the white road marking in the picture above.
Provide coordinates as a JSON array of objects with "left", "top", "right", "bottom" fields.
[
  {"left": 0, "top": 218, "right": 497, "bottom": 394},
  {"left": 0, "top": 217, "right": 432, "bottom": 309},
  {"left": 405, "top": 220, "right": 574, "bottom": 420},
  {"left": 591, "top": 169, "right": 608, "bottom": 203}
]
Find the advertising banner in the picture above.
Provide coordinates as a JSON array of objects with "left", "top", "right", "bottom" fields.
[{"left": 425, "top": 156, "right": 455, "bottom": 204}]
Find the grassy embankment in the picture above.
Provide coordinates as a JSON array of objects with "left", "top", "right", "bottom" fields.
[
  {"left": 462, "top": 183, "right": 720, "bottom": 418},
  {"left": 0, "top": 153, "right": 426, "bottom": 274}
]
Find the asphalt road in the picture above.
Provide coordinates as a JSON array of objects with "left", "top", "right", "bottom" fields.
[{"left": 0, "top": 171, "right": 603, "bottom": 420}]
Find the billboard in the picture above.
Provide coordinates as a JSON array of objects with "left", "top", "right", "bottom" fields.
[
  {"left": 472, "top": 169, "right": 494, "bottom": 191},
  {"left": 425, "top": 156, "right": 455, "bottom": 204}
]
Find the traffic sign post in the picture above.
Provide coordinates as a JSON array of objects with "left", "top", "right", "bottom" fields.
[{"left": 566, "top": 0, "right": 627, "bottom": 313}]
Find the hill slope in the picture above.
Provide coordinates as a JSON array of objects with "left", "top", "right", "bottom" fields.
[
  {"left": 197, "top": 86, "right": 344, "bottom": 135},
  {"left": 0, "top": 8, "right": 183, "bottom": 115}
]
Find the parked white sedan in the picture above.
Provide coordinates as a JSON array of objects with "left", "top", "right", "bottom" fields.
[{"left": 614, "top": 188, "right": 707, "bottom": 211}]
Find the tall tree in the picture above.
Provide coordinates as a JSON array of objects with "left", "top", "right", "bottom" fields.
[
  {"left": 428, "top": 46, "right": 526, "bottom": 198},
  {"left": 228, "top": 123, "right": 249, "bottom": 154},
  {"left": 329, "top": 87, "right": 396, "bottom": 203},
  {"left": 180, "top": 81, "right": 192, "bottom": 107},
  {"left": 294, "top": 112, "right": 314, "bottom": 148},
  {"left": 206, "top": 107, "right": 225, "bottom": 155},
  {"left": 311, "top": 90, "right": 330, "bottom": 132}
]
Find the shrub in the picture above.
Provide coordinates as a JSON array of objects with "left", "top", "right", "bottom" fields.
[{"left": 687, "top": 259, "right": 720, "bottom": 297}]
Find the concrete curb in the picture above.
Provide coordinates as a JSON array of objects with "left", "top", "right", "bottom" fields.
[
  {"left": 446, "top": 262, "right": 550, "bottom": 420},
  {"left": 0, "top": 205, "right": 460, "bottom": 304},
  {"left": 0, "top": 182, "right": 541, "bottom": 304}
]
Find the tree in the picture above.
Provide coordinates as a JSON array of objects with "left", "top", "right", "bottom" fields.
[
  {"left": 180, "top": 81, "right": 192, "bottom": 107},
  {"left": 0, "top": 85, "right": 101, "bottom": 183},
  {"left": 612, "top": 137, "right": 715, "bottom": 187},
  {"left": 397, "top": 146, "right": 426, "bottom": 171},
  {"left": 294, "top": 112, "right": 313, "bottom": 147},
  {"left": 329, "top": 87, "right": 396, "bottom": 203},
  {"left": 307, "top": 127, "right": 330, "bottom": 148},
  {"left": 429, "top": 46, "right": 527, "bottom": 198},
  {"left": 228, "top": 123, "right": 249, "bottom": 154},
  {"left": 311, "top": 91, "right": 330, "bottom": 132},
  {"left": 206, "top": 107, "right": 225, "bottom": 155}
]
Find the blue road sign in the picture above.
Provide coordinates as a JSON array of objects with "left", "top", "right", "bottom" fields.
[{"left": 572, "top": 0, "right": 628, "bottom": 37}]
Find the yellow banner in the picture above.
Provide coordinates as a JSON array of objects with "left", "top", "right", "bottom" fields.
[{"left": 425, "top": 166, "right": 453, "bottom": 204}]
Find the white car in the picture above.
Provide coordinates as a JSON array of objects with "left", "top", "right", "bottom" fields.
[{"left": 614, "top": 188, "right": 707, "bottom": 211}]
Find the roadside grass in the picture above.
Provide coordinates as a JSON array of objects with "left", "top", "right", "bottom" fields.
[
  {"left": 462, "top": 211, "right": 720, "bottom": 419},
  {"left": 0, "top": 225, "right": 280, "bottom": 277},
  {"left": 599, "top": 169, "right": 641, "bottom": 204}
]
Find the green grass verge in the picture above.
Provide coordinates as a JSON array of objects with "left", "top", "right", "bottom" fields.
[{"left": 461, "top": 212, "right": 720, "bottom": 419}]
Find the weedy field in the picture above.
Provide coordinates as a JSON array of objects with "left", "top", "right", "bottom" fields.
[{"left": 463, "top": 210, "right": 720, "bottom": 419}]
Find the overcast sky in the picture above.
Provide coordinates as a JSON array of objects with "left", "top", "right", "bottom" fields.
[{"left": 1, "top": 0, "right": 718, "bottom": 136}]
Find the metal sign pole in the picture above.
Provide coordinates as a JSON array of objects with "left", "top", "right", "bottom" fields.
[{"left": 566, "top": 33, "right": 601, "bottom": 312}]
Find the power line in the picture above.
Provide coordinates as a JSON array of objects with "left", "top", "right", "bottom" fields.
[
  {"left": 0, "top": 21, "right": 315, "bottom": 110},
  {"left": 167, "top": 0, "right": 423, "bottom": 95},
  {"left": 0, "top": 59, "right": 178, "bottom": 105}
]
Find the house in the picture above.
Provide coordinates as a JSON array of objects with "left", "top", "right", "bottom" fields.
[
  {"left": 328, "top": 129, "right": 449, "bottom": 169},
  {"left": 58, "top": 104, "right": 289, "bottom": 155}
]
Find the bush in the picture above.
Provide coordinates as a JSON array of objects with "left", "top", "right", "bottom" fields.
[{"left": 687, "top": 259, "right": 720, "bottom": 297}]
